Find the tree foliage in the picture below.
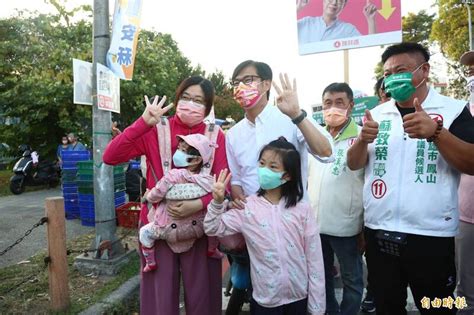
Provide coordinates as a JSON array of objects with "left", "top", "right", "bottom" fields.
[
  {"left": 207, "top": 70, "right": 244, "bottom": 121},
  {"left": 402, "top": 10, "right": 435, "bottom": 47},
  {"left": 431, "top": 0, "right": 471, "bottom": 98},
  {"left": 373, "top": 10, "right": 436, "bottom": 90},
  {"left": 0, "top": 2, "right": 242, "bottom": 160},
  {"left": 0, "top": 9, "right": 94, "bottom": 159}
]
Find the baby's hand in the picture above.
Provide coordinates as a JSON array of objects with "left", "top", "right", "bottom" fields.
[{"left": 212, "top": 169, "right": 231, "bottom": 204}]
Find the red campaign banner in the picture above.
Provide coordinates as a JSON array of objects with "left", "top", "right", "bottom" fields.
[{"left": 296, "top": 0, "right": 402, "bottom": 55}]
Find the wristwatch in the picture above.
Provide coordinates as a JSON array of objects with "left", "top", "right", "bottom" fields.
[{"left": 291, "top": 109, "right": 307, "bottom": 125}]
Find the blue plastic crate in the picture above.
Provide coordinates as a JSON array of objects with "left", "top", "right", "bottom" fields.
[
  {"left": 78, "top": 194, "right": 94, "bottom": 202},
  {"left": 115, "top": 190, "right": 125, "bottom": 197},
  {"left": 64, "top": 196, "right": 78, "bottom": 203},
  {"left": 65, "top": 207, "right": 79, "bottom": 213},
  {"left": 81, "top": 218, "right": 95, "bottom": 227},
  {"left": 62, "top": 165, "right": 78, "bottom": 171},
  {"left": 80, "top": 207, "right": 94, "bottom": 217},
  {"left": 61, "top": 169, "right": 78, "bottom": 174},
  {"left": 62, "top": 182, "right": 78, "bottom": 188},
  {"left": 66, "top": 212, "right": 80, "bottom": 220},
  {"left": 79, "top": 200, "right": 94, "bottom": 208},
  {"left": 65, "top": 209, "right": 79, "bottom": 220},
  {"left": 62, "top": 186, "right": 78, "bottom": 194},
  {"left": 115, "top": 195, "right": 126, "bottom": 206},
  {"left": 77, "top": 197, "right": 126, "bottom": 209},
  {"left": 63, "top": 193, "right": 78, "bottom": 201},
  {"left": 80, "top": 206, "right": 95, "bottom": 226}
]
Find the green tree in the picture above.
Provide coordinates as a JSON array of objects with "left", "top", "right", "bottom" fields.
[
  {"left": 431, "top": 0, "right": 471, "bottom": 98},
  {"left": 206, "top": 70, "right": 244, "bottom": 121},
  {"left": 0, "top": 9, "right": 94, "bottom": 159},
  {"left": 403, "top": 10, "right": 435, "bottom": 47},
  {"left": 0, "top": 3, "right": 199, "bottom": 159},
  {"left": 373, "top": 10, "right": 435, "bottom": 85}
]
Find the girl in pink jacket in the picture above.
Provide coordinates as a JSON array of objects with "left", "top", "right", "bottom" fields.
[{"left": 205, "top": 137, "right": 326, "bottom": 315}]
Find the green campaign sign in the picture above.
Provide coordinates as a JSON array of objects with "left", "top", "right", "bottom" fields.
[
  {"left": 312, "top": 96, "right": 379, "bottom": 126},
  {"left": 351, "top": 96, "right": 380, "bottom": 124}
]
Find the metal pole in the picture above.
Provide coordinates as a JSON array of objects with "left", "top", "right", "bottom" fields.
[
  {"left": 92, "top": 0, "right": 122, "bottom": 255},
  {"left": 467, "top": 3, "right": 473, "bottom": 50}
]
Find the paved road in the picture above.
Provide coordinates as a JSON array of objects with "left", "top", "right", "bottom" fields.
[{"left": 0, "top": 188, "right": 94, "bottom": 268}]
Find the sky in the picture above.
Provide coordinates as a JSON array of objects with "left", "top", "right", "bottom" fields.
[{"left": 2, "top": 0, "right": 439, "bottom": 112}]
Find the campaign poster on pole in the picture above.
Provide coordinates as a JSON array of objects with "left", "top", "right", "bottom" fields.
[
  {"left": 73, "top": 59, "right": 93, "bottom": 105},
  {"left": 297, "top": 0, "right": 402, "bottom": 55},
  {"left": 97, "top": 63, "right": 120, "bottom": 114},
  {"left": 106, "top": 0, "right": 143, "bottom": 80}
]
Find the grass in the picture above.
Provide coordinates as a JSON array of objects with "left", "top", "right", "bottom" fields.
[
  {"left": 0, "top": 228, "right": 140, "bottom": 314},
  {"left": 0, "top": 169, "right": 52, "bottom": 197}
]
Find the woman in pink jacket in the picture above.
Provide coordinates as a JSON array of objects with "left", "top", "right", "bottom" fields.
[{"left": 103, "top": 76, "right": 228, "bottom": 315}]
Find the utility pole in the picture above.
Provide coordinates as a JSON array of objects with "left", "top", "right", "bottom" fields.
[
  {"left": 75, "top": 1, "right": 136, "bottom": 275},
  {"left": 464, "top": 0, "right": 474, "bottom": 49},
  {"left": 92, "top": 0, "right": 122, "bottom": 255}
]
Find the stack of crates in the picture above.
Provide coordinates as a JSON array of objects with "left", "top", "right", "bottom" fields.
[
  {"left": 76, "top": 161, "right": 127, "bottom": 226},
  {"left": 61, "top": 150, "right": 91, "bottom": 219}
]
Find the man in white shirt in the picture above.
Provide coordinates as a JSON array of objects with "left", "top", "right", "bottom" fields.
[
  {"left": 347, "top": 42, "right": 474, "bottom": 315},
  {"left": 226, "top": 60, "right": 334, "bottom": 202},
  {"left": 297, "top": 0, "right": 377, "bottom": 44},
  {"left": 225, "top": 59, "right": 333, "bottom": 314}
]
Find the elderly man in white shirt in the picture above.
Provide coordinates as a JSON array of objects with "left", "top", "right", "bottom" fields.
[{"left": 226, "top": 60, "right": 334, "bottom": 203}]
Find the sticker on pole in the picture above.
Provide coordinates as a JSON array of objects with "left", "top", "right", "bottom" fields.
[
  {"left": 97, "top": 63, "right": 120, "bottom": 113},
  {"left": 371, "top": 179, "right": 387, "bottom": 199}
]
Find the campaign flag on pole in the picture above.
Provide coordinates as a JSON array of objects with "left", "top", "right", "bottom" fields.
[
  {"left": 107, "top": 0, "right": 143, "bottom": 80},
  {"left": 97, "top": 63, "right": 120, "bottom": 113}
]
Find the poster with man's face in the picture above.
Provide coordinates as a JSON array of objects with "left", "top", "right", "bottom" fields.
[
  {"left": 296, "top": 0, "right": 402, "bottom": 55},
  {"left": 73, "top": 59, "right": 93, "bottom": 105}
]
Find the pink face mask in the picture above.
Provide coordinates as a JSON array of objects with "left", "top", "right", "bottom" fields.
[
  {"left": 323, "top": 107, "right": 348, "bottom": 127},
  {"left": 176, "top": 100, "right": 206, "bottom": 127},
  {"left": 233, "top": 82, "right": 264, "bottom": 110}
]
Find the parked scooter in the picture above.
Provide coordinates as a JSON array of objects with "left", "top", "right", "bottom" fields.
[{"left": 9, "top": 145, "right": 60, "bottom": 195}]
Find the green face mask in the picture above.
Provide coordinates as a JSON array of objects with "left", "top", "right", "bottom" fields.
[
  {"left": 384, "top": 63, "right": 426, "bottom": 103},
  {"left": 384, "top": 72, "right": 416, "bottom": 102}
]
